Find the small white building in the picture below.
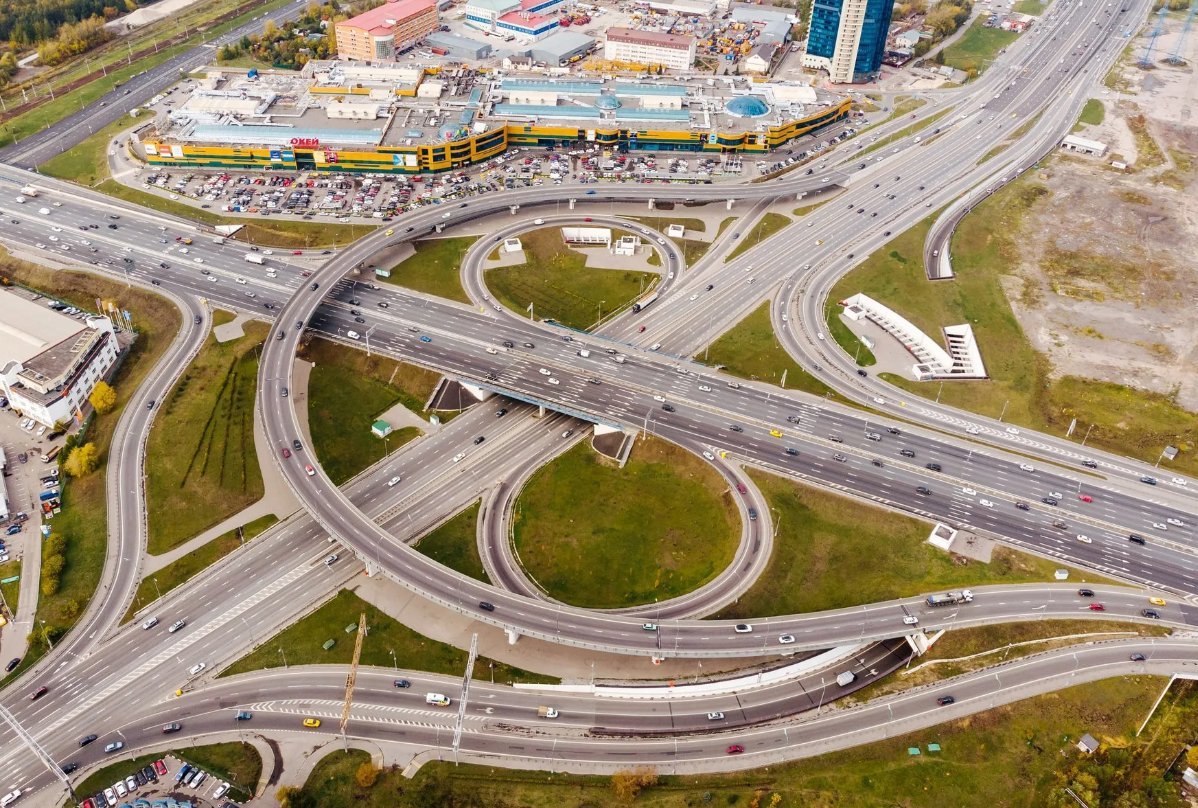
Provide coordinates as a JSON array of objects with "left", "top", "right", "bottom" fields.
[
  {"left": 744, "top": 43, "right": 776, "bottom": 74},
  {"left": 0, "top": 291, "right": 121, "bottom": 429},
  {"left": 613, "top": 234, "right": 642, "bottom": 255},
  {"left": 666, "top": 224, "right": 686, "bottom": 238},
  {"left": 604, "top": 28, "right": 696, "bottom": 70},
  {"left": 562, "top": 226, "right": 612, "bottom": 246},
  {"left": 1060, "top": 134, "right": 1107, "bottom": 157},
  {"left": 503, "top": 237, "right": 524, "bottom": 253}
]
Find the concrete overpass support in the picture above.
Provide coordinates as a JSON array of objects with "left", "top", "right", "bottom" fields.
[
  {"left": 434, "top": 223, "right": 444, "bottom": 233},
  {"left": 906, "top": 631, "right": 931, "bottom": 657},
  {"left": 460, "top": 382, "right": 493, "bottom": 402},
  {"left": 509, "top": 205, "right": 520, "bottom": 215},
  {"left": 796, "top": 191, "right": 807, "bottom": 201},
  {"left": 568, "top": 198, "right": 576, "bottom": 210},
  {"left": 536, "top": 404, "right": 546, "bottom": 418},
  {"left": 648, "top": 198, "right": 656, "bottom": 210},
  {"left": 505, "top": 628, "right": 520, "bottom": 645},
  {"left": 364, "top": 559, "right": 381, "bottom": 578},
  {"left": 726, "top": 199, "right": 735, "bottom": 210}
]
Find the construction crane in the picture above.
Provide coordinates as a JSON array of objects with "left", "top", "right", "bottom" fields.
[
  {"left": 339, "top": 611, "right": 367, "bottom": 750},
  {"left": 1139, "top": 3, "right": 1172, "bottom": 68},
  {"left": 1165, "top": 3, "right": 1196, "bottom": 65}
]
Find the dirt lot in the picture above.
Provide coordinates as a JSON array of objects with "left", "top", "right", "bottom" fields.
[{"left": 1003, "top": 19, "right": 1198, "bottom": 410}]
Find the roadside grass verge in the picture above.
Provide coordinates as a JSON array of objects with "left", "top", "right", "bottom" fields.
[
  {"left": 622, "top": 214, "right": 714, "bottom": 263},
  {"left": 512, "top": 438, "right": 738, "bottom": 609},
  {"left": 145, "top": 320, "right": 267, "bottom": 554},
  {"left": 300, "top": 337, "right": 438, "bottom": 484},
  {"left": 717, "top": 470, "right": 1104, "bottom": 618},
  {"left": 285, "top": 677, "right": 1195, "bottom": 808},
  {"left": 0, "top": 251, "right": 180, "bottom": 677},
  {"left": 823, "top": 297, "right": 878, "bottom": 367},
  {"left": 834, "top": 176, "right": 1198, "bottom": 475},
  {"left": 0, "top": 560, "right": 21, "bottom": 616},
  {"left": 700, "top": 302, "right": 836, "bottom": 398},
  {"left": 64, "top": 743, "right": 261, "bottom": 807},
  {"left": 413, "top": 501, "right": 489, "bottom": 584},
  {"left": 1014, "top": 0, "right": 1045, "bottom": 13},
  {"left": 940, "top": 19, "right": 1020, "bottom": 76},
  {"left": 221, "top": 588, "right": 557, "bottom": 684},
  {"left": 724, "top": 212, "right": 792, "bottom": 262},
  {"left": 487, "top": 227, "right": 656, "bottom": 330},
  {"left": 857, "top": 109, "right": 952, "bottom": 159},
  {"left": 123, "top": 515, "right": 277, "bottom": 623},
  {"left": 380, "top": 236, "right": 474, "bottom": 303}
]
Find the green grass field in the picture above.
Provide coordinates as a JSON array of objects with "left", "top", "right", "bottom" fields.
[
  {"left": 1014, "top": 0, "right": 1046, "bottom": 13},
  {"left": 940, "top": 19, "right": 1020, "bottom": 76},
  {"left": 145, "top": 321, "right": 267, "bottom": 554},
  {"left": 0, "top": 560, "right": 20, "bottom": 616},
  {"left": 700, "top": 302, "right": 836, "bottom": 397},
  {"left": 381, "top": 236, "right": 474, "bottom": 303},
  {"left": 414, "top": 501, "right": 489, "bottom": 583},
  {"left": 487, "top": 228, "right": 657, "bottom": 330},
  {"left": 512, "top": 438, "right": 738, "bottom": 609},
  {"left": 302, "top": 337, "right": 434, "bottom": 484},
  {"left": 1077, "top": 98, "right": 1105, "bottom": 127},
  {"left": 718, "top": 470, "right": 1101, "bottom": 618},
  {"left": 725, "top": 212, "right": 792, "bottom": 262},
  {"left": 833, "top": 176, "right": 1198, "bottom": 475},
  {"left": 65, "top": 743, "right": 261, "bottom": 806},
  {"left": 222, "top": 588, "right": 556, "bottom": 684},
  {"left": 284, "top": 677, "right": 1198, "bottom": 808},
  {"left": 123, "top": 515, "right": 277, "bottom": 623},
  {"left": 0, "top": 252, "right": 181, "bottom": 679}
]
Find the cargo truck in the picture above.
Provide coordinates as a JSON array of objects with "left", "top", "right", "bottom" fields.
[
  {"left": 836, "top": 671, "right": 856, "bottom": 687},
  {"left": 537, "top": 706, "right": 559, "bottom": 718},
  {"left": 925, "top": 590, "right": 973, "bottom": 607},
  {"left": 19, "top": 185, "right": 39, "bottom": 197},
  {"left": 244, "top": 253, "right": 265, "bottom": 264}
]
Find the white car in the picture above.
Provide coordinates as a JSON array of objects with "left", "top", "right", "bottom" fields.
[
  {"left": 452, "top": 452, "right": 466, "bottom": 463},
  {"left": 1166, "top": 518, "right": 1184, "bottom": 527},
  {"left": 1019, "top": 464, "right": 1035, "bottom": 472},
  {"left": 873, "top": 397, "right": 885, "bottom": 404},
  {"left": 652, "top": 395, "right": 666, "bottom": 402},
  {"left": 189, "top": 662, "right": 206, "bottom": 675},
  {"left": 778, "top": 634, "right": 795, "bottom": 644},
  {"left": 1151, "top": 522, "right": 1167, "bottom": 531},
  {"left": 1076, "top": 534, "right": 1092, "bottom": 544},
  {"left": 387, "top": 476, "right": 401, "bottom": 487},
  {"left": 547, "top": 377, "right": 560, "bottom": 385},
  {"left": 193, "top": 257, "right": 204, "bottom": 264},
  {"left": 114, "top": 782, "right": 128, "bottom": 798},
  {"left": 702, "top": 451, "right": 715, "bottom": 461},
  {"left": 538, "top": 368, "right": 551, "bottom": 376},
  {"left": 698, "top": 385, "right": 711, "bottom": 392},
  {"left": 346, "top": 330, "right": 360, "bottom": 340},
  {"left": 48, "top": 235, "right": 58, "bottom": 242},
  {"left": 235, "top": 276, "right": 247, "bottom": 284},
  {"left": 0, "top": 790, "right": 19, "bottom": 807},
  {"left": 961, "top": 487, "right": 977, "bottom": 496},
  {"left": 1171, "top": 477, "right": 1187, "bottom": 486},
  {"left": 51, "top": 226, "right": 62, "bottom": 232},
  {"left": 689, "top": 294, "right": 698, "bottom": 301},
  {"left": 1006, "top": 426, "right": 1020, "bottom": 435},
  {"left": 104, "top": 787, "right": 117, "bottom": 806},
  {"left": 966, "top": 426, "right": 980, "bottom": 435},
  {"left": 978, "top": 498, "right": 994, "bottom": 508},
  {"left": 902, "top": 615, "right": 919, "bottom": 625}
]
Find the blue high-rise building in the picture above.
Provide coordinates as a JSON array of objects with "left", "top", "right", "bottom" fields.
[{"left": 804, "top": 0, "right": 894, "bottom": 83}]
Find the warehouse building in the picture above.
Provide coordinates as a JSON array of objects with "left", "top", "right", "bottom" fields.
[
  {"left": 464, "top": 0, "right": 566, "bottom": 40},
  {"left": 0, "top": 292, "right": 120, "bottom": 429},
  {"left": 527, "top": 29, "right": 595, "bottom": 65},
  {"left": 136, "top": 66, "right": 850, "bottom": 175},
  {"left": 334, "top": 0, "right": 439, "bottom": 62},
  {"left": 425, "top": 31, "right": 494, "bottom": 60},
  {"left": 603, "top": 28, "right": 697, "bottom": 70}
]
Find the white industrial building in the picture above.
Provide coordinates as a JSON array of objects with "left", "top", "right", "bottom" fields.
[
  {"left": 603, "top": 28, "right": 697, "bottom": 70},
  {"left": 0, "top": 292, "right": 121, "bottom": 429}
]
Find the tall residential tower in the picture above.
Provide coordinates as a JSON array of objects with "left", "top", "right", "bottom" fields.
[{"left": 802, "top": 0, "right": 894, "bottom": 83}]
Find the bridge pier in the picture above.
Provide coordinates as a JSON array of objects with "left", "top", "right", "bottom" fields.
[
  {"left": 648, "top": 198, "right": 656, "bottom": 210},
  {"left": 726, "top": 199, "right": 735, "bottom": 210},
  {"left": 505, "top": 628, "right": 520, "bottom": 645},
  {"left": 509, "top": 205, "right": 520, "bottom": 215},
  {"left": 905, "top": 631, "right": 930, "bottom": 657},
  {"left": 364, "top": 559, "right": 381, "bottom": 578},
  {"left": 795, "top": 191, "right": 806, "bottom": 201},
  {"left": 434, "top": 223, "right": 444, "bottom": 233},
  {"left": 568, "top": 198, "right": 576, "bottom": 210},
  {"left": 536, "top": 404, "right": 546, "bottom": 418}
]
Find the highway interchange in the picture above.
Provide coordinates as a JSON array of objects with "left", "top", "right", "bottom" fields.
[{"left": 1, "top": 0, "right": 1197, "bottom": 799}]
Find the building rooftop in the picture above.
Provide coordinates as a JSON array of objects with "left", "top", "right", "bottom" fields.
[
  {"left": 606, "top": 27, "right": 694, "bottom": 50},
  {"left": 0, "top": 291, "right": 86, "bottom": 368},
  {"left": 339, "top": 0, "right": 435, "bottom": 35}
]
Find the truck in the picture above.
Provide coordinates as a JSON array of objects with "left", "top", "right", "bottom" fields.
[
  {"left": 577, "top": 349, "right": 591, "bottom": 358},
  {"left": 925, "top": 589, "right": 973, "bottom": 607},
  {"left": 631, "top": 291, "right": 659, "bottom": 313},
  {"left": 537, "top": 706, "right": 559, "bottom": 719},
  {"left": 19, "top": 185, "right": 39, "bottom": 197},
  {"left": 40, "top": 446, "right": 61, "bottom": 464},
  {"left": 836, "top": 671, "right": 856, "bottom": 687},
  {"left": 244, "top": 253, "right": 265, "bottom": 265},
  {"left": 212, "top": 236, "right": 227, "bottom": 244},
  {"left": 39, "top": 490, "right": 59, "bottom": 502},
  {"left": 612, "top": 354, "right": 627, "bottom": 364}
]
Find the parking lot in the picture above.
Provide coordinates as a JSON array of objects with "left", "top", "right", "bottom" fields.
[
  {"left": 76, "top": 752, "right": 240, "bottom": 808},
  {"left": 0, "top": 398, "right": 60, "bottom": 594}
]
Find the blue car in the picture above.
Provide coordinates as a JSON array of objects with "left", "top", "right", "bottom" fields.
[
  {"left": 419, "top": 335, "right": 432, "bottom": 343},
  {"left": 4, "top": 525, "right": 19, "bottom": 535},
  {"left": 585, "top": 190, "right": 597, "bottom": 195}
]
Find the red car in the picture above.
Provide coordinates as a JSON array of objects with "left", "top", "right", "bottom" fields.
[
  {"left": 153, "top": 759, "right": 168, "bottom": 777},
  {"left": 726, "top": 744, "right": 745, "bottom": 755},
  {"left": 292, "top": 249, "right": 303, "bottom": 255},
  {"left": 1078, "top": 494, "right": 1093, "bottom": 503},
  {"left": 304, "top": 464, "right": 316, "bottom": 476},
  {"left": 1089, "top": 603, "right": 1106, "bottom": 611},
  {"left": 281, "top": 448, "right": 291, "bottom": 458},
  {"left": 638, "top": 325, "right": 646, "bottom": 333},
  {"left": 81, "top": 800, "right": 96, "bottom": 808},
  {"left": 30, "top": 685, "right": 48, "bottom": 700}
]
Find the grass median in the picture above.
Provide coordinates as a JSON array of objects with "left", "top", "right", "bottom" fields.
[
  {"left": 301, "top": 337, "right": 438, "bottom": 484},
  {"left": 65, "top": 742, "right": 261, "bottom": 806},
  {"left": 414, "top": 501, "right": 489, "bottom": 584},
  {"left": 284, "top": 677, "right": 1196, "bottom": 807},
  {"left": 123, "top": 515, "right": 277, "bottom": 624},
  {"left": 379, "top": 236, "right": 474, "bottom": 303},
  {"left": 512, "top": 438, "right": 738, "bottom": 609},
  {"left": 701, "top": 302, "right": 837, "bottom": 398},
  {"left": 221, "top": 588, "right": 556, "bottom": 684},
  {"left": 145, "top": 320, "right": 268, "bottom": 555},
  {"left": 0, "top": 250, "right": 180, "bottom": 678},
  {"left": 830, "top": 178, "right": 1198, "bottom": 475},
  {"left": 487, "top": 227, "right": 657, "bottom": 330},
  {"left": 718, "top": 470, "right": 1103, "bottom": 618}
]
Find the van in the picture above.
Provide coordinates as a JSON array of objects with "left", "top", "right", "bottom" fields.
[
  {"left": 577, "top": 349, "right": 590, "bottom": 358},
  {"left": 426, "top": 693, "right": 451, "bottom": 706}
]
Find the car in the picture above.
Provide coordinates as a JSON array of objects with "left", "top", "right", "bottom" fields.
[
  {"left": 303, "top": 717, "right": 322, "bottom": 728},
  {"left": 103, "top": 789, "right": 117, "bottom": 807},
  {"left": 304, "top": 464, "right": 316, "bottom": 476},
  {"left": 561, "top": 429, "right": 574, "bottom": 438},
  {"left": 726, "top": 745, "right": 745, "bottom": 755},
  {"left": 188, "top": 662, "right": 206, "bottom": 675},
  {"left": 30, "top": 686, "right": 48, "bottom": 700},
  {"left": 729, "top": 424, "right": 743, "bottom": 433},
  {"left": 1078, "top": 494, "right": 1093, "bottom": 503},
  {"left": 1015, "top": 501, "right": 1030, "bottom": 510},
  {"left": 1167, "top": 517, "right": 1185, "bottom": 527},
  {"left": 786, "top": 447, "right": 799, "bottom": 456},
  {"left": 1042, "top": 497, "right": 1059, "bottom": 506},
  {"left": 419, "top": 335, "right": 432, "bottom": 343},
  {"left": 142, "top": 616, "right": 159, "bottom": 630},
  {"left": 707, "top": 712, "right": 725, "bottom": 720},
  {"left": 936, "top": 696, "right": 956, "bottom": 706},
  {"left": 325, "top": 554, "right": 339, "bottom": 566},
  {"left": 1076, "top": 534, "right": 1092, "bottom": 544},
  {"left": 733, "top": 623, "right": 753, "bottom": 634},
  {"left": 495, "top": 408, "right": 508, "bottom": 417},
  {"left": 175, "top": 764, "right": 192, "bottom": 784},
  {"left": 153, "top": 760, "right": 168, "bottom": 777},
  {"left": 125, "top": 775, "right": 137, "bottom": 791},
  {"left": 282, "top": 447, "right": 291, "bottom": 459},
  {"left": 979, "top": 498, "right": 994, "bottom": 508},
  {"left": 1142, "top": 608, "right": 1161, "bottom": 619},
  {"left": 916, "top": 486, "right": 932, "bottom": 496},
  {"left": 1152, "top": 522, "right": 1168, "bottom": 531},
  {"left": 548, "top": 377, "right": 560, "bottom": 385},
  {"left": 1140, "top": 476, "right": 1157, "bottom": 485},
  {"left": 1089, "top": 603, "right": 1106, "bottom": 611},
  {"left": 394, "top": 678, "right": 411, "bottom": 688},
  {"left": 235, "top": 711, "right": 253, "bottom": 720},
  {"left": 778, "top": 634, "right": 795, "bottom": 644},
  {"left": 899, "top": 449, "right": 916, "bottom": 457},
  {"left": 961, "top": 487, "right": 977, "bottom": 496},
  {"left": 169, "top": 619, "right": 186, "bottom": 632},
  {"left": 1148, "top": 597, "right": 1167, "bottom": 606},
  {"left": 926, "top": 463, "right": 942, "bottom": 472},
  {"left": 62, "top": 763, "right": 79, "bottom": 774},
  {"left": 104, "top": 741, "right": 124, "bottom": 753},
  {"left": 452, "top": 452, "right": 466, "bottom": 463},
  {"left": 1019, "top": 463, "right": 1034, "bottom": 472},
  {"left": 1081, "top": 459, "right": 1098, "bottom": 468},
  {"left": 4, "top": 658, "right": 19, "bottom": 672},
  {"left": 523, "top": 342, "right": 535, "bottom": 348},
  {"left": 79, "top": 734, "right": 98, "bottom": 746},
  {"left": 902, "top": 614, "right": 919, "bottom": 625}
]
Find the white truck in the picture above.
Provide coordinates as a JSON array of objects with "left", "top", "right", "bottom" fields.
[
  {"left": 537, "top": 706, "right": 559, "bottom": 719},
  {"left": 243, "top": 253, "right": 265, "bottom": 265},
  {"left": 19, "top": 185, "right": 38, "bottom": 197},
  {"left": 836, "top": 671, "right": 856, "bottom": 687},
  {"left": 577, "top": 349, "right": 591, "bottom": 358}
]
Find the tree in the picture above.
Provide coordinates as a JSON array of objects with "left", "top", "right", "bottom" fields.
[
  {"left": 64, "top": 442, "right": 99, "bottom": 477},
  {"left": 89, "top": 380, "right": 116, "bottom": 413},
  {"left": 353, "top": 762, "right": 379, "bottom": 788},
  {"left": 611, "top": 768, "right": 658, "bottom": 803}
]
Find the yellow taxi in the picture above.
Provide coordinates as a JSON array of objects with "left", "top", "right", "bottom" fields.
[
  {"left": 384, "top": 228, "right": 394, "bottom": 236},
  {"left": 1148, "top": 597, "right": 1167, "bottom": 607},
  {"left": 303, "top": 718, "right": 321, "bottom": 728},
  {"left": 769, "top": 429, "right": 783, "bottom": 438}
]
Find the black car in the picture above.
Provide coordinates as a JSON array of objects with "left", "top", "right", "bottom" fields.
[
  {"left": 478, "top": 601, "right": 495, "bottom": 612},
  {"left": 1081, "top": 460, "right": 1098, "bottom": 469},
  {"left": 473, "top": 436, "right": 485, "bottom": 445},
  {"left": 829, "top": 435, "right": 844, "bottom": 443},
  {"left": 1077, "top": 588, "right": 1095, "bottom": 597},
  {"left": 887, "top": 427, "right": 901, "bottom": 435},
  {"left": 785, "top": 448, "right": 798, "bottom": 456},
  {"left": 495, "top": 408, "right": 508, "bottom": 418},
  {"left": 936, "top": 696, "right": 955, "bottom": 706},
  {"left": 662, "top": 403, "right": 675, "bottom": 412},
  {"left": 1042, "top": 497, "right": 1059, "bottom": 506},
  {"left": 143, "top": 765, "right": 157, "bottom": 783},
  {"left": 1142, "top": 609, "right": 1161, "bottom": 619},
  {"left": 310, "top": 282, "right": 320, "bottom": 291},
  {"left": 900, "top": 449, "right": 916, "bottom": 457},
  {"left": 925, "top": 463, "right": 942, "bottom": 472},
  {"left": 193, "top": 315, "right": 202, "bottom": 325},
  {"left": 502, "top": 341, "right": 515, "bottom": 348},
  {"left": 872, "top": 459, "right": 884, "bottom": 467},
  {"left": 393, "top": 679, "right": 411, "bottom": 688},
  {"left": 1128, "top": 534, "right": 1146, "bottom": 545},
  {"left": 1130, "top": 653, "right": 1146, "bottom": 662},
  {"left": 5, "top": 657, "right": 20, "bottom": 672},
  {"left": 292, "top": 439, "right": 302, "bottom": 451},
  {"left": 728, "top": 424, "right": 743, "bottom": 432},
  {"left": 162, "top": 723, "right": 182, "bottom": 734},
  {"left": 705, "top": 284, "right": 714, "bottom": 291},
  {"left": 134, "top": 770, "right": 147, "bottom": 786},
  {"left": 786, "top": 415, "right": 800, "bottom": 423},
  {"left": 107, "top": 223, "right": 118, "bottom": 229},
  {"left": 856, "top": 369, "right": 868, "bottom": 377},
  {"left": 1139, "top": 476, "right": 1157, "bottom": 485},
  {"left": 79, "top": 734, "right": 98, "bottom": 747},
  {"left": 1015, "top": 502, "right": 1030, "bottom": 511},
  {"left": 62, "top": 763, "right": 79, "bottom": 774}
]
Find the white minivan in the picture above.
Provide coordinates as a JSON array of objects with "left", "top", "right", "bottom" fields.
[{"left": 426, "top": 693, "right": 451, "bottom": 706}]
